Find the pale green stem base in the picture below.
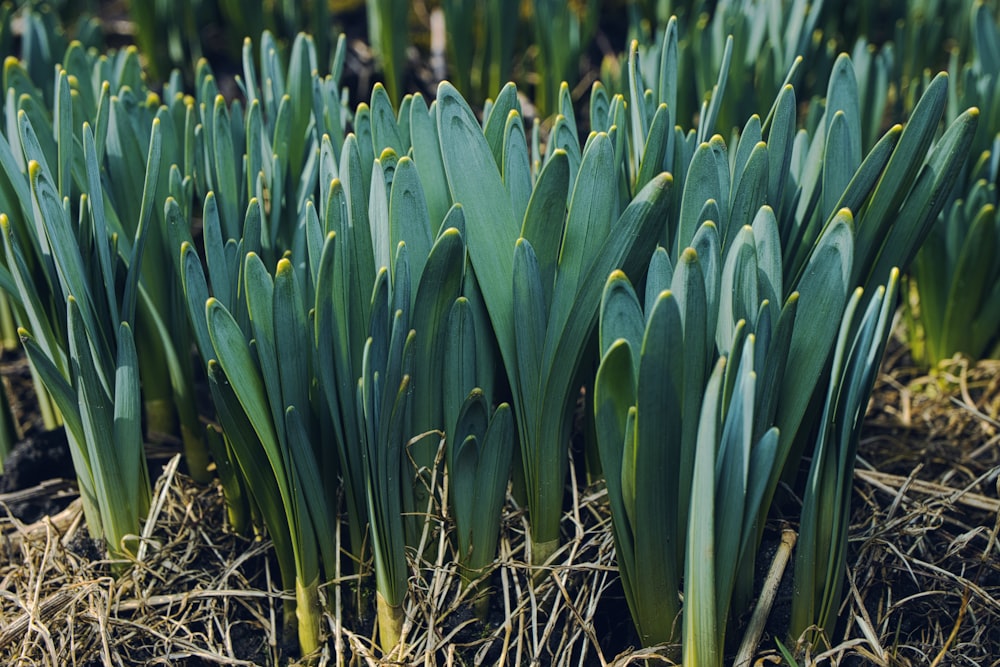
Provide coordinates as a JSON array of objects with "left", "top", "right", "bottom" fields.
[
  {"left": 179, "top": 422, "right": 212, "bottom": 483},
  {"left": 531, "top": 537, "right": 560, "bottom": 583},
  {"left": 296, "top": 575, "right": 322, "bottom": 659},
  {"left": 376, "top": 590, "right": 404, "bottom": 655}
]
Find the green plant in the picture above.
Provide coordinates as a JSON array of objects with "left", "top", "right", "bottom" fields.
[
  {"left": 908, "top": 172, "right": 1000, "bottom": 366},
  {"left": 167, "top": 34, "right": 358, "bottom": 656},
  {"left": 0, "top": 36, "right": 218, "bottom": 484},
  {"left": 905, "top": 2, "right": 1000, "bottom": 367},
  {"left": 0, "top": 3, "right": 104, "bottom": 439},
  {"left": 437, "top": 78, "right": 672, "bottom": 567},
  {"left": 590, "top": 15, "right": 976, "bottom": 661},
  {"left": 593, "top": 204, "right": 856, "bottom": 658},
  {"left": 4, "top": 2, "right": 103, "bottom": 107},
  {"left": 175, "top": 45, "right": 481, "bottom": 653},
  {"left": 615, "top": 0, "right": 828, "bottom": 139},
  {"left": 790, "top": 269, "right": 900, "bottom": 645},
  {"left": 1, "top": 114, "right": 160, "bottom": 560},
  {"left": 448, "top": 394, "right": 513, "bottom": 613}
]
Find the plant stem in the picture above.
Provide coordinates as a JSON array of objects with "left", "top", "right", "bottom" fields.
[
  {"left": 531, "top": 536, "right": 560, "bottom": 570},
  {"left": 0, "top": 292, "right": 17, "bottom": 350},
  {"left": 376, "top": 590, "right": 404, "bottom": 654},
  {"left": 27, "top": 363, "right": 60, "bottom": 431},
  {"left": 296, "top": 575, "right": 322, "bottom": 658}
]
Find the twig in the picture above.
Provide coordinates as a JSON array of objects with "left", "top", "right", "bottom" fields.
[{"left": 734, "top": 527, "right": 797, "bottom": 667}]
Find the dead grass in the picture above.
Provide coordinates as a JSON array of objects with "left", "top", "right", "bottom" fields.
[
  {"left": 2, "top": 349, "right": 999, "bottom": 666},
  {"left": 1, "top": 448, "right": 631, "bottom": 666}
]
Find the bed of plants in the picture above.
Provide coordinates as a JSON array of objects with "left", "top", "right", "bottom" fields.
[{"left": 1, "top": 1, "right": 999, "bottom": 665}]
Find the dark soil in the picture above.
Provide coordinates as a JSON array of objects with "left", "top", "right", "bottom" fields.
[{"left": 0, "top": 428, "right": 74, "bottom": 523}]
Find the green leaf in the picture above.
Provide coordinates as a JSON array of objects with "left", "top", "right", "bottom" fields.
[
  {"left": 864, "top": 108, "right": 979, "bottom": 293},
  {"left": 751, "top": 207, "right": 781, "bottom": 290},
  {"left": 764, "top": 85, "right": 795, "bottom": 207},
  {"left": 371, "top": 82, "right": 404, "bottom": 156},
  {"left": 18, "top": 327, "right": 84, "bottom": 460},
  {"left": 83, "top": 123, "right": 119, "bottom": 330},
  {"left": 775, "top": 210, "right": 853, "bottom": 483},
  {"left": 728, "top": 142, "right": 768, "bottom": 248},
  {"left": 285, "top": 405, "right": 336, "bottom": 578},
  {"left": 697, "top": 34, "right": 733, "bottom": 145},
  {"left": 207, "top": 358, "right": 297, "bottom": 600},
  {"left": 512, "top": 238, "right": 547, "bottom": 442},
  {"left": 437, "top": 82, "right": 519, "bottom": 381},
  {"left": 546, "top": 133, "right": 617, "bottom": 353},
  {"left": 598, "top": 270, "right": 644, "bottom": 377},
  {"left": 627, "top": 40, "right": 649, "bottom": 174},
  {"left": 389, "top": 157, "right": 433, "bottom": 287},
  {"left": 203, "top": 192, "right": 232, "bottom": 308},
  {"left": 243, "top": 253, "right": 285, "bottom": 445},
  {"left": 683, "top": 356, "right": 726, "bottom": 667},
  {"left": 520, "top": 150, "right": 569, "bottom": 310},
  {"left": 1, "top": 217, "right": 63, "bottom": 368},
  {"left": 589, "top": 82, "right": 610, "bottom": 134},
  {"left": 733, "top": 117, "right": 762, "bottom": 189},
  {"left": 852, "top": 73, "right": 948, "bottom": 285},
  {"left": 632, "top": 288, "right": 684, "bottom": 645},
  {"left": 713, "top": 335, "right": 755, "bottom": 627},
  {"left": 452, "top": 431, "right": 480, "bottom": 558},
  {"left": 594, "top": 339, "right": 638, "bottom": 623},
  {"left": 206, "top": 297, "right": 284, "bottom": 481},
  {"left": 822, "top": 112, "right": 855, "bottom": 222},
  {"left": 409, "top": 94, "right": 451, "bottom": 229},
  {"left": 246, "top": 99, "right": 263, "bottom": 206},
  {"left": 121, "top": 117, "right": 163, "bottom": 327},
  {"left": 274, "top": 258, "right": 311, "bottom": 422},
  {"left": 657, "top": 17, "right": 679, "bottom": 119},
  {"left": 483, "top": 82, "right": 520, "bottom": 168},
  {"left": 69, "top": 297, "right": 139, "bottom": 557},
  {"left": 443, "top": 297, "right": 478, "bottom": 456},
  {"left": 467, "top": 402, "right": 514, "bottom": 573},
  {"left": 825, "top": 54, "right": 862, "bottom": 173},
  {"left": 409, "top": 227, "right": 466, "bottom": 451},
  {"left": 534, "top": 174, "right": 673, "bottom": 543},
  {"left": 18, "top": 98, "right": 58, "bottom": 186},
  {"left": 29, "top": 159, "right": 112, "bottom": 375},
  {"left": 718, "top": 226, "right": 758, "bottom": 356},
  {"left": 502, "top": 110, "right": 532, "bottom": 224},
  {"left": 636, "top": 103, "right": 671, "bottom": 194},
  {"left": 112, "top": 321, "right": 144, "bottom": 525},
  {"left": 645, "top": 246, "right": 674, "bottom": 312},
  {"left": 677, "top": 142, "right": 722, "bottom": 256},
  {"left": 212, "top": 95, "right": 239, "bottom": 239},
  {"left": 546, "top": 114, "right": 582, "bottom": 194},
  {"left": 671, "top": 247, "right": 709, "bottom": 544},
  {"left": 54, "top": 68, "right": 72, "bottom": 200},
  {"left": 941, "top": 204, "right": 997, "bottom": 358}
]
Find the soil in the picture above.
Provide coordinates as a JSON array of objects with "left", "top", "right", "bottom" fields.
[{"left": 0, "top": 428, "right": 74, "bottom": 523}]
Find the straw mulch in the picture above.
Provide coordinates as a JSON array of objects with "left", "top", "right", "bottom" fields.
[{"left": 2, "top": 349, "right": 999, "bottom": 666}]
